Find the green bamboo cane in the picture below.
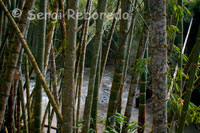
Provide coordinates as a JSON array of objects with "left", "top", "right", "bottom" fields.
[
  {"left": 106, "top": 0, "right": 132, "bottom": 128},
  {"left": 61, "top": 0, "right": 79, "bottom": 132},
  {"left": 177, "top": 25, "right": 200, "bottom": 133},
  {"left": 0, "top": 0, "right": 35, "bottom": 129},
  {"left": 82, "top": 0, "right": 108, "bottom": 132},
  {"left": 19, "top": 77, "right": 28, "bottom": 133},
  {"left": 138, "top": 49, "right": 148, "bottom": 133},
  {"left": 0, "top": 0, "right": 63, "bottom": 123},
  {"left": 32, "top": 0, "right": 47, "bottom": 131}
]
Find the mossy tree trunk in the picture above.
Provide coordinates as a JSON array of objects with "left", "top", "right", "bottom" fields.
[
  {"left": 0, "top": 0, "right": 35, "bottom": 129},
  {"left": 62, "top": 0, "right": 79, "bottom": 132},
  {"left": 150, "top": 0, "right": 167, "bottom": 132},
  {"left": 0, "top": 0, "right": 63, "bottom": 124}
]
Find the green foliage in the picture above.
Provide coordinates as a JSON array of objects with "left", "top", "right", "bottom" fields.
[
  {"left": 105, "top": 113, "right": 140, "bottom": 133},
  {"left": 73, "top": 120, "right": 84, "bottom": 130},
  {"left": 169, "top": 1, "right": 192, "bottom": 22},
  {"left": 186, "top": 0, "right": 200, "bottom": 13},
  {"left": 126, "top": 121, "right": 141, "bottom": 132},
  {"left": 173, "top": 45, "right": 188, "bottom": 62},
  {"left": 186, "top": 102, "right": 200, "bottom": 126},
  {"left": 133, "top": 57, "right": 151, "bottom": 75},
  {"left": 167, "top": 25, "right": 180, "bottom": 39},
  {"left": 168, "top": 93, "right": 200, "bottom": 128}
]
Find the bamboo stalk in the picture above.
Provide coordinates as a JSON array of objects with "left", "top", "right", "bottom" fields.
[
  {"left": 19, "top": 78, "right": 28, "bottom": 133},
  {"left": 122, "top": 26, "right": 147, "bottom": 133},
  {"left": 25, "top": 55, "right": 31, "bottom": 132},
  {"left": 16, "top": 88, "right": 21, "bottom": 133},
  {"left": 44, "top": 0, "right": 58, "bottom": 75},
  {"left": 32, "top": 0, "right": 48, "bottom": 131},
  {"left": 90, "top": 48, "right": 101, "bottom": 130},
  {"left": 74, "top": 0, "right": 94, "bottom": 86},
  {"left": 150, "top": 0, "right": 167, "bottom": 132},
  {"left": 106, "top": 0, "right": 132, "bottom": 128},
  {"left": 0, "top": 0, "right": 63, "bottom": 123},
  {"left": 6, "top": 82, "right": 15, "bottom": 133},
  {"left": 100, "top": 0, "right": 121, "bottom": 84},
  {"left": 41, "top": 102, "right": 50, "bottom": 131},
  {"left": 176, "top": 25, "right": 200, "bottom": 133},
  {"left": 167, "top": 17, "right": 193, "bottom": 100},
  {"left": 61, "top": 0, "right": 79, "bottom": 132},
  {"left": 0, "top": 0, "right": 35, "bottom": 129},
  {"left": 82, "top": 0, "right": 108, "bottom": 132}
]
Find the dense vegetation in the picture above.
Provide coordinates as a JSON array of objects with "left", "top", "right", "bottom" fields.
[{"left": 0, "top": 0, "right": 200, "bottom": 132}]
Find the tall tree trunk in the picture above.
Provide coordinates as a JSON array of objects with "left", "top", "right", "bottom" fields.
[
  {"left": 90, "top": 47, "right": 101, "bottom": 130},
  {"left": 75, "top": 1, "right": 93, "bottom": 131},
  {"left": 177, "top": 0, "right": 183, "bottom": 97},
  {"left": 25, "top": 55, "right": 31, "bottom": 132},
  {"left": 82, "top": 0, "right": 108, "bottom": 132},
  {"left": 44, "top": 0, "right": 58, "bottom": 75},
  {"left": 50, "top": 45, "right": 60, "bottom": 132},
  {"left": 19, "top": 78, "right": 28, "bottom": 133},
  {"left": 122, "top": 26, "right": 147, "bottom": 133},
  {"left": 116, "top": 9, "right": 137, "bottom": 132},
  {"left": 138, "top": 1, "right": 149, "bottom": 132},
  {"left": 0, "top": 0, "right": 63, "bottom": 123},
  {"left": 6, "top": 82, "right": 15, "bottom": 133},
  {"left": 100, "top": 0, "right": 121, "bottom": 86},
  {"left": 0, "top": 0, "right": 35, "bottom": 129},
  {"left": 0, "top": 8, "right": 3, "bottom": 46},
  {"left": 16, "top": 88, "right": 21, "bottom": 133},
  {"left": 176, "top": 25, "right": 200, "bottom": 133},
  {"left": 138, "top": 50, "right": 148, "bottom": 133},
  {"left": 150, "top": 0, "right": 167, "bottom": 132},
  {"left": 32, "top": 0, "right": 47, "bottom": 132},
  {"left": 106, "top": 0, "right": 132, "bottom": 128},
  {"left": 62, "top": 0, "right": 79, "bottom": 132},
  {"left": 74, "top": 0, "right": 93, "bottom": 86}
]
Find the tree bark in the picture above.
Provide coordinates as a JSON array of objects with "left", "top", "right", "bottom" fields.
[
  {"left": 0, "top": 0, "right": 35, "bottom": 129},
  {"left": 61, "top": 0, "right": 79, "bottom": 132},
  {"left": 0, "top": 0, "right": 63, "bottom": 124},
  {"left": 150, "top": 0, "right": 167, "bottom": 132}
]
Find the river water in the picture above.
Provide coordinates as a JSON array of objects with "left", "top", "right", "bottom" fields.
[{"left": 28, "top": 67, "right": 198, "bottom": 133}]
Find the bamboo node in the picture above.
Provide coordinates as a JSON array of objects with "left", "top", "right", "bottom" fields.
[
  {"left": 150, "top": 13, "right": 167, "bottom": 19},
  {"left": 151, "top": 43, "right": 168, "bottom": 49},
  {"left": 140, "top": 81, "right": 148, "bottom": 84}
]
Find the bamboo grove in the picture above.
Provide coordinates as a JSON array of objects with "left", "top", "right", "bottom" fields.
[{"left": 0, "top": 0, "right": 200, "bottom": 133}]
